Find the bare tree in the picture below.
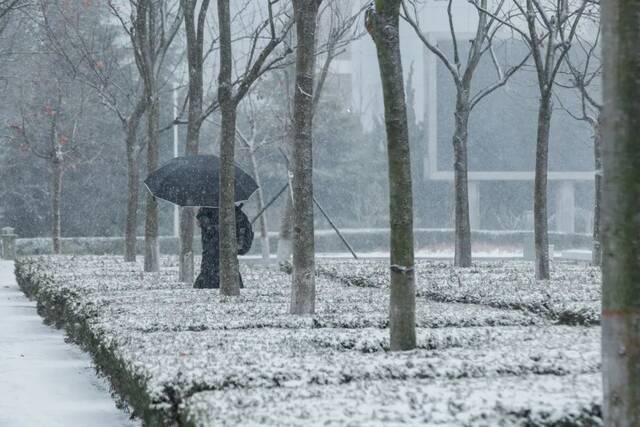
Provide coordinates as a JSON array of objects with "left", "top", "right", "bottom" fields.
[
  {"left": 402, "top": 0, "right": 529, "bottom": 267},
  {"left": 122, "top": 99, "right": 148, "bottom": 262},
  {"left": 556, "top": 11, "right": 601, "bottom": 265},
  {"left": 366, "top": 0, "right": 416, "bottom": 350},
  {"left": 162, "top": 1, "right": 292, "bottom": 283},
  {"left": 0, "top": 0, "right": 25, "bottom": 35},
  {"left": 8, "top": 82, "right": 93, "bottom": 254},
  {"left": 216, "top": 0, "right": 294, "bottom": 295},
  {"left": 0, "top": 0, "right": 26, "bottom": 80},
  {"left": 178, "top": 0, "right": 211, "bottom": 281},
  {"left": 288, "top": 0, "right": 322, "bottom": 314},
  {"left": 123, "top": 0, "right": 182, "bottom": 272},
  {"left": 38, "top": 0, "right": 149, "bottom": 262},
  {"left": 6, "top": 1, "right": 104, "bottom": 254},
  {"left": 0, "top": 0, "right": 21, "bottom": 15},
  {"left": 0, "top": 0, "right": 24, "bottom": 22},
  {"left": 276, "top": 64, "right": 299, "bottom": 272},
  {"left": 216, "top": 0, "right": 239, "bottom": 295},
  {"left": 277, "top": 0, "right": 366, "bottom": 272},
  {"left": 601, "top": 0, "right": 640, "bottom": 423},
  {"left": 478, "top": 0, "right": 589, "bottom": 279},
  {"left": 236, "top": 104, "right": 273, "bottom": 262},
  {"left": 0, "top": 0, "right": 21, "bottom": 64}
]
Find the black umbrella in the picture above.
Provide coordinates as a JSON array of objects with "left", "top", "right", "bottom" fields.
[{"left": 144, "top": 155, "right": 258, "bottom": 207}]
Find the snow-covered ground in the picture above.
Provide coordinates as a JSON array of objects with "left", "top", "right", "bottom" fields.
[
  {"left": 0, "top": 260, "right": 137, "bottom": 427},
  {"left": 13, "top": 256, "right": 603, "bottom": 426}
]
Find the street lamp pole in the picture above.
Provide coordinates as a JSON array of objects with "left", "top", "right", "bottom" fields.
[{"left": 173, "top": 86, "right": 180, "bottom": 238}]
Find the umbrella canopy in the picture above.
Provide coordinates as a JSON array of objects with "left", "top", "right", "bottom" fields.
[{"left": 144, "top": 155, "right": 258, "bottom": 207}]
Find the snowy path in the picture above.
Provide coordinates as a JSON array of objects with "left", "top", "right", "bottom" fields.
[{"left": 0, "top": 261, "right": 137, "bottom": 427}]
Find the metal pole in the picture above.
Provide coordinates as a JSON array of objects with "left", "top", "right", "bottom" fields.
[
  {"left": 313, "top": 197, "right": 358, "bottom": 260},
  {"left": 251, "top": 182, "right": 289, "bottom": 225},
  {"left": 173, "top": 86, "right": 180, "bottom": 238},
  {"left": 277, "top": 148, "right": 358, "bottom": 259}
]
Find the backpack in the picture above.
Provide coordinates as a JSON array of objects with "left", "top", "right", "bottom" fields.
[{"left": 235, "top": 207, "right": 254, "bottom": 255}]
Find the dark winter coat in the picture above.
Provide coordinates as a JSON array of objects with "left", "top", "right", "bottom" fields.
[{"left": 193, "top": 206, "right": 254, "bottom": 289}]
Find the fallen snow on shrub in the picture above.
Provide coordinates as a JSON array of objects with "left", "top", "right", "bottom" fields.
[
  {"left": 318, "top": 259, "right": 601, "bottom": 325},
  {"left": 112, "top": 325, "right": 598, "bottom": 405},
  {"left": 14, "top": 256, "right": 602, "bottom": 426},
  {"left": 184, "top": 373, "right": 601, "bottom": 427}
]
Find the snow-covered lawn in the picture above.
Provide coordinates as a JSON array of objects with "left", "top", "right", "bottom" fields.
[{"left": 15, "top": 256, "right": 602, "bottom": 426}]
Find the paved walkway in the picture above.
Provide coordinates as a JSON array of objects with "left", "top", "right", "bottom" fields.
[{"left": 0, "top": 261, "right": 137, "bottom": 427}]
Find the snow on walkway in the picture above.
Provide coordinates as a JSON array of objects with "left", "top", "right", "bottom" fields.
[{"left": 0, "top": 261, "right": 137, "bottom": 427}]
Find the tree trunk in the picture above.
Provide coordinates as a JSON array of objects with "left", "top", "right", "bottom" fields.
[
  {"left": 601, "top": 1, "right": 640, "bottom": 424},
  {"left": 277, "top": 130, "right": 294, "bottom": 271},
  {"left": 250, "top": 149, "right": 270, "bottom": 261},
  {"left": 217, "top": 0, "right": 240, "bottom": 296},
  {"left": 51, "top": 158, "right": 63, "bottom": 255},
  {"left": 121, "top": 94, "right": 147, "bottom": 262},
  {"left": 123, "top": 101, "right": 145, "bottom": 263},
  {"left": 277, "top": 186, "right": 294, "bottom": 269},
  {"left": 453, "top": 91, "right": 472, "bottom": 267},
  {"left": 124, "top": 138, "right": 140, "bottom": 262},
  {"left": 140, "top": 0, "right": 160, "bottom": 273},
  {"left": 277, "top": 34, "right": 296, "bottom": 273},
  {"left": 179, "top": 0, "right": 208, "bottom": 282},
  {"left": 592, "top": 114, "right": 602, "bottom": 266},
  {"left": 367, "top": 1, "right": 416, "bottom": 351},
  {"left": 534, "top": 95, "right": 552, "bottom": 280},
  {"left": 178, "top": 94, "right": 202, "bottom": 282},
  {"left": 144, "top": 96, "right": 160, "bottom": 272},
  {"left": 178, "top": 208, "right": 195, "bottom": 280},
  {"left": 290, "top": 0, "right": 320, "bottom": 315}
]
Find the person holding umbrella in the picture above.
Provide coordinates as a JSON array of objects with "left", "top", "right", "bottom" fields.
[
  {"left": 194, "top": 204, "right": 254, "bottom": 289},
  {"left": 144, "top": 154, "right": 258, "bottom": 289}
]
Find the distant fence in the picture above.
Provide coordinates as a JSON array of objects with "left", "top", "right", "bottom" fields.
[{"left": 12, "top": 228, "right": 592, "bottom": 257}]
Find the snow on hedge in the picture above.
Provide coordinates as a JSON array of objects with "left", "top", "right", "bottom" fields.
[
  {"left": 14, "top": 256, "right": 602, "bottom": 426},
  {"left": 319, "top": 259, "right": 601, "bottom": 325},
  {"left": 184, "top": 373, "right": 601, "bottom": 427},
  {"left": 78, "top": 295, "right": 542, "bottom": 333},
  {"left": 111, "top": 325, "right": 599, "bottom": 407}
]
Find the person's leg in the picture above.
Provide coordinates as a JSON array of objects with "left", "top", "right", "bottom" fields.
[
  {"left": 195, "top": 265, "right": 218, "bottom": 288},
  {"left": 194, "top": 273, "right": 206, "bottom": 289},
  {"left": 195, "top": 225, "right": 217, "bottom": 289},
  {"left": 194, "top": 230, "right": 207, "bottom": 288},
  {"left": 211, "top": 231, "right": 221, "bottom": 288},
  {"left": 211, "top": 267, "right": 220, "bottom": 289}
]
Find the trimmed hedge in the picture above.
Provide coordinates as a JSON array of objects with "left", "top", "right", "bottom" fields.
[
  {"left": 15, "top": 256, "right": 602, "bottom": 426},
  {"left": 318, "top": 259, "right": 601, "bottom": 326}
]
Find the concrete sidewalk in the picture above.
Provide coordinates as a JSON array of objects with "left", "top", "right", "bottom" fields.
[{"left": 0, "top": 261, "right": 136, "bottom": 427}]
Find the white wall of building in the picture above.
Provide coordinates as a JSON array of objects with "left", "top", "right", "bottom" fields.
[{"left": 346, "top": 0, "right": 478, "bottom": 131}]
